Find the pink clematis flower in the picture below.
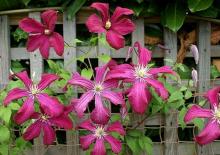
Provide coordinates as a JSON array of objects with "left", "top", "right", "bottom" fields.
[
  {"left": 106, "top": 42, "right": 175, "bottom": 114},
  {"left": 19, "top": 10, "right": 64, "bottom": 59},
  {"left": 3, "top": 71, "right": 63, "bottom": 124},
  {"left": 79, "top": 119, "right": 125, "bottom": 155},
  {"left": 23, "top": 107, "right": 73, "bottom": 145},
  {"left": 67, "top": 63, "right": 124, "bottom": 124},
  {"left": 86, "top": 2, "right": 135, "bottom": 49},
  {"left": 184, "top": 86, "right": 220, "bottom": 145}
]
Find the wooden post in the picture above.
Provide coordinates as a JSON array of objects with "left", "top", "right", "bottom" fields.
[
  {"left": 28, "top": 12, "right": 44, "bottom": 155},
  {"left": 0, "top": 15, "right": 10, "bottom": 89},
  {"left": 163, "top": 28, "right": 178, "bottom": 155},
  {"left": 63, "top": 13, "right": 80, "bottom": 155},
  {"left": 197, "top": 21, "right": 212, "bottom": 155}
]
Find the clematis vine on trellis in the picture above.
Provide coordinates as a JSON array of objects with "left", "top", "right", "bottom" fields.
[
  {"left": 67, "top": 63, "right": 124, "bottom": 124},
  {"left": 106, "top": 42, "right": 175, "bottom": 114},
  {"left": 184, "top": 86, "right": 220, "bottom": 145},
  {"left": 78, "top": 119, "right": 125, "bottom": 155},
  {"left": 4, "top": 71, "right": 63, "bottom": 124},
  {"left": 19, "top": 10, "right": 64, "bottom": 59},
  {"left": 86, "top": 2, "right": 135, "bottom": 49}
]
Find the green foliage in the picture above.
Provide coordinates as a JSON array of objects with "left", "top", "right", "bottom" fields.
[
  {"left": 81, "top": 68, "right": 93, "bottom": 79},
  {"left": 66, "top": 0, "right": 87, "bottom": 20},
  {"left": 188, "top": 0, "right": 214, "bottom": 12},
  {"left": 125, "top": 129, "right": 153, "bottom": 155},
  {"left": 161, "top": 1, "right": 186, "bottom": 32},
  {"left": 0, "top": 126, "right": 10, "bottom": 143},
  {"left": 211, "top": 65, "right": 220, "bottom": 79},
  {"left": 12, "top": 28, "right": 28, "bottom": 42}
]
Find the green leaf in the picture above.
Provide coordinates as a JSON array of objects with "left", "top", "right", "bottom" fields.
[
  {"left": 81, "top": 68, "right": 93, "bottom": 79},
  {"left": 67, "top": 0, "right": 87, "bottom": 20},
  {"left": 184, "top": 90, "right": 192, "bottom": 99},
  {"left": 127, "top": 129, "right": 143, "bottom": 137},
  {"left": 22, "top": 0, "right": 31, "bottom": 6},
  {"left": 0, "top": 144, "right": 8, "bottom": 155},
  {"left": 132, "top": 5, "right": 144, "bottom": 16},
  {"left": 98, "top": 54, "right": 111, "bottom": 63},
  {"left": 161, "top": 2, "right": 186, "bottom": 32},
  {"left": 195, "top": 6, "right": 218, "bottom": 18},
  {"left": 0, "top": 126, "right": 10, "bottom": 142},
  {"left": 0, "top": 107, "right": 12, "bottom": 124},
  {"left": 211, "top": 65, "right": 220, "bottom": 79},
  {"left": 168, "top": 91, "right": 184, "bottom": 103},
  {"left": 188, "top": 0, "right": 214, "bottom": 12},
  {"left": 138, "top": 137, "right": 153, "bottom": 155},
  {"left": 8, "top": 102, "right": 20, "bottom": 110},
  {"left": 12, "top": 28, "right": 28, "bottom": 42},
  {"left": 126, "top": 136, "right": 142, "bottom": 154},
  {"left": 178, "top": 107, "right": 187, "bottom": 129},
  {"left": 193, "top": 118, "right": 204, "bottom": 130}
]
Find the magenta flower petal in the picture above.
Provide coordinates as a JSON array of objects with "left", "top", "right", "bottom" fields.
[
  {"left": 74, "top": 91, "right": 94, "bottom": 117},
  {"left": 104, "top": 135, "right": 122, "bottom": 154},
  {"left": 195, "top": 120, "right": 220, "bottom": 145},
  {"left": 106, "top": 30, "right": 125, "bottom": 50},
  {"left": 146, "top": 78, "right": 168, "bottom": 100},
  {"left": 27, "top": 35, "right": 44, "bottom": 52},
  {"left": 95, "top": 64, "right": 108, "bottom": 83},
  {"left": 184, "top": 105, "right": 212, "bottom": 123},
  {"left": 37, "top": 73, "right": 59, "bottom": 90},
  {"left": 111, "top": 7, "right": 134, "bottom": 23},
  {"left": 78, "top": 120, "right": 96, "bottom": 131},
  {"left": 39, "top": 36, "right": 50, "bottom": 59},
  {"left": 106, "top": 64, "right": 134, "bottom": 80},
  {"left": 102, "top": 90, "right": 124, "bottom": 105},
  {"left": 50, "top": 32, "right": 64, "bottom": 56},
  {"left": 14, "top": 97, "right": 34, "bottom": 124},
  {"left": 3, "top": 88, "right": 28, "bottom": 105},
  {"left": 91, "top": 95, "right": 110, "bottom": 124},
  {"left": 86, "top": 14, "right": 106, "bottom": 33},
  {"left": 41, "top": 10, "right": 57, "bottom": 31},
  {"left": 19, "top": 18, "right": 44, "bottom": 33},
  {"left": 205, "top": 86, "right": 220, "bottom": 107},
  {"left": 49, "top": 115, "right": 73, "bottom": 129},
  {"left": 36, "top": 93, "right": 64, "bottom": 117},
  {"left": 15, "top": 71, "right": 33, "bottom": 89},
  {"left": 111, "top": 18, "right": 135, "bottom": 35},
  {"left": 106, "top": 121, "right": 125, "bottom": 135},
  {"left": 68, "top": 72, "right": 94, "bottom": 90},
  {"left": 134, "top": 42, "right": 151, "bottom": 65},
  {"left": 102, "top": 79, "right": 118, "bottom": 89},
  {"left": 80, "top": 135, "right": 96, "bottom": 150},
  {"left": 128, "top": 81, "right": 151, "bottom": 114},
  {"left": 42, "top": 124, "right": 56, "bottom": 145},
  {"left": 91, "top": 138, "right": 106, "bottom": 155},
  {"left": 149, "top": 66, "right": 176, "bottom": 76},
  {"left": 91, "top": 3, "right": 109, "bottom": 23},
  {"left": 23, "top": 121, "right": 41, "bottom": 141}
]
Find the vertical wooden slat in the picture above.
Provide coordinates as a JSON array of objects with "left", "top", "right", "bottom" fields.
[
  {"left": 63, "top": 13, "right": 80, "bottom": 155},
  {"left": 0, "top": 15, "right": 10, "bottom": 89},
  {"left": 163, "top": 28, "right": 178, "bottom": 155},
  {"left": 197, "top": 21, "right": 212, "bottom": 155},
  {"left": 28, "top": 12, "right": 44, "bottom": 155}
]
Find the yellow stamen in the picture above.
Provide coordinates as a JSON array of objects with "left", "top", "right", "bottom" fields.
[
  {"left": 44, "top": 29, "right": 51, "bottom": 35},
  {"left": 105, "top": 20, "right": 111, "bottom": 30}
]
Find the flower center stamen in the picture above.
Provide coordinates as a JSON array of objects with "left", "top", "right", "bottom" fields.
[
  {"left": 44, "top": 29, "right": 51, "bottom": 35},
  {"left": 40, "top": 115, "right": 49, "bottom": 122},
  {"left": 105, "top": 20, "right": 111, "bottom": 30},
  {"left": 134, "top": 65, "right": 151, "bottom": 79},
  {"left": 212, "top": 106, "right": 220, "bottom": 124},
  {"left": 94, "top": 84, "right": 103, "bottom": 93},
  {"left": 94, "top": 127, "right": 106, "bottom": 139},
  {"left": 30, "top": 84, "right": 40, "bottom": 95}
]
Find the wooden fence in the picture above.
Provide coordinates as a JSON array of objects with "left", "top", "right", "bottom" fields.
[{"left": 0, "top": 8, "right": 220, "bottom": 155}]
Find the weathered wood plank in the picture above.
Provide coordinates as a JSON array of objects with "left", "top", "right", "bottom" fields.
[
  {"left": 63, "top": 13, "right": 81, "bottom": 155},
  {"left": 0, "top": 15, "right": 10, "bottom": 87},
  {"left": 28, "top": 12, "right": 44, "bottom": 155},
  {"left": 197, "top": 21, "right": 212, "bottom": 155},
  {"left": 163, "top": 28, "right": 178, "bottom": 155}
]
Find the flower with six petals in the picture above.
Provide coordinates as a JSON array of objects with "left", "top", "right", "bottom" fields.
[
  {"left": 4, "top": 71, "right": 63, "bottom": 124},
  {"left": 79, "top": 119, "right": 125, "bottom": 155},
  {"left": 86, "top": 2, "right": 135, "bottom": 49},
  {"left": 19, "top": 10, "right": 64, "bottom": 59},
  {"left": 106, "top": 42, "right": 175, "bottom": 114}
]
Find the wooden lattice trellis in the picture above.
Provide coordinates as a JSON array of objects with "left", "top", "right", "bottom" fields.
[{"left": 1, "top": 8, "right": 220, "bottom": 155}]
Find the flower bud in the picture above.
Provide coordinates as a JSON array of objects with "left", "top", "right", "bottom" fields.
[
  {"left": 190, "top": 44, "right": 199, "bottom": 65},
  {"left": 191, "top": 68, "right": 198, "bottom": 87}
]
